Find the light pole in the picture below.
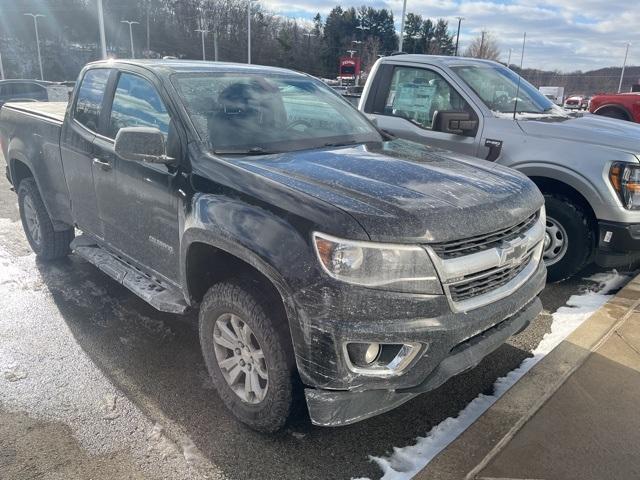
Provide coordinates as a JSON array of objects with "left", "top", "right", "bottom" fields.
[
  {"left": 24, "top": 13, "right": 45, "bottom": 80},
  {"left": 247, "top": 1, "right": 257, "bottom": 64},
  {"left": 195, "top": 22, "right": 209, "bottom": 61},
  {"left": 97, "top": 0, "right": 107, "bottom": 59},
  {"left": 398, "top": 0, "right": 407, "bottom": 52},
  {"left": 0, "top": 48, "right": 4, "bottom": 80},
  {"left": 507, "top": 48, "right": 512, "bottom": 67},
  {"left": 121, "top": 20, "right": 139, "bottom": 59},
  {"left": 454, "top": 16, "right": 464, "bottom": 56},
  {"left": 618, "top": 42, "right": 631, "bottom": 93}
]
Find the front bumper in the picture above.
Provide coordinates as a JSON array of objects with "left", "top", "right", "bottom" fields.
[
  {"left": 295, "top": 260, "right": 546, "bottom": 426},
  {"left": 596, "top": 221, "right": 640, "bottom": 267}
]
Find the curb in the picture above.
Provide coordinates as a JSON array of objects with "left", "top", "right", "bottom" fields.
[{"left": 415, "top": 273, "right": 640, "bottom": 480}]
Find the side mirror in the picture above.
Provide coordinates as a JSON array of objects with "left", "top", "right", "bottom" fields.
[
  {"left": 114, "top": 126, "right": 173, "bottom": 164},
  {"left": 432, "top": 111, "right": 478, "bottom": 136}
]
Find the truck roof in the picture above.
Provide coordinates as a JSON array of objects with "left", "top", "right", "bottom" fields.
[
  {"left": 85, "top": 59, "right": 306, "bottom": 77},
  {"left": 379, "top": 54, "right": 502, "bottom": 68}
]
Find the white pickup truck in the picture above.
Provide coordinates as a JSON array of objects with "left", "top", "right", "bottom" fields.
[{"left": 360, "top": 54, "right": 640, "bottom": 281}]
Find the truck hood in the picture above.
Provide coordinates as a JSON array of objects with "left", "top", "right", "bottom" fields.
[
  {"left": 518, "top": 113, "right": 640, "bottom": 155},
  {"left": 235, "top": 140, "right": 542, "bottom": 243}
]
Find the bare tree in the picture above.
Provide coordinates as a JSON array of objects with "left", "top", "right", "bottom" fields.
[{"left": 464, "top": 31, "right": 501, "bottom": 61}]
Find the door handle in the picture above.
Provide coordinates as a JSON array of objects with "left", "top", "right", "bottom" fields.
[{"left": 92, "top": 157, "right": 112, "bottom": 171}]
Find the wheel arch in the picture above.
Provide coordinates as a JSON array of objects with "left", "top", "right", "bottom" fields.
[
  {"left": 181, "top": 231, "right": 298, "bottom": 330},
  {"left": 8, "top": 153, "right": 34, "bottom": 188},
  {"left": 529, "top": 176, "right": 598, "bottom": 230},
  {"left": 594, "top": 103, "right": 632, "bottom": 121}
]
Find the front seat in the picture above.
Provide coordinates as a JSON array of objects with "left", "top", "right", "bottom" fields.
[{"left": 208, "top": 82, "right": 267, "bottom": 150}]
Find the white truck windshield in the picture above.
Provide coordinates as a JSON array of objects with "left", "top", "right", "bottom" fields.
[{"left": 452, "top": 65, "right": 556, "bottom": 115}]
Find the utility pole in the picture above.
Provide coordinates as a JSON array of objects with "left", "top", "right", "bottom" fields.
[
  {"left": 195, "top": 20, "right": 208, "bottom": 61},
  {"left": 507, "top": 48, "right": 512, "bottom": 67},
  {"left": 24, "top": 13, "right": 45, "bottom": 80},
  {"left": 146, "top": 3, "right": 150, "bottom": 52},
  {"left": 618, "top": 42, "right": 631, "bottom": 93},
  {"left": 454, "top": 16, "right": 464, "bottom": 56},
  {"left": 0, "top": 48, "right": 4, "bottom": 80},
  {"left": 121, "top": 20, "right": 139, "bottom": 59},
  {"left": 398, "top": 0, "right": 407, "bottom": 52},
  {"left": 213, "top": 19, "right": 219, "bottom": 61},
  {"left": 247, "top": 1, "right": 257, "bottom": 64},
  {"left": 479, "top": 30, "right": 486, "bottom": 59},
  {"left": 97, "top": 0, "right": 107, "bottom": 59}
]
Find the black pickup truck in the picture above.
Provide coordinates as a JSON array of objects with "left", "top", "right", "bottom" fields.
[{"left": 1, "top": 59, "right": 546, "bottom": 431}]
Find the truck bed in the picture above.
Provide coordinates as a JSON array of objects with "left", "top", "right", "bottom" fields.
[{"left": 3, "top": 101, "right": 67, "bottom": 124}]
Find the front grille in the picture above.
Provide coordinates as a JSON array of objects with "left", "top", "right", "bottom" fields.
[
  {"left": 431, "top": 212, "right": 538, "bottom": 259},
  {"left": 448, "top": 254, "right": 532, "bottom": 303}
]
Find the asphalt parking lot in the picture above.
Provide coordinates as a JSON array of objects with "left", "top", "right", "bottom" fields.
[{"left": 0, "top": 154, "right": 611, "bottom": 480}]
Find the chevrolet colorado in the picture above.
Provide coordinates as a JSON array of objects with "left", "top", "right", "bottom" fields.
[
  {"left": 1, "top": 59, "right": 545, "bottom": 431},
  {"left": 360, "top": 54, "right": 640, "bottom": 281}
]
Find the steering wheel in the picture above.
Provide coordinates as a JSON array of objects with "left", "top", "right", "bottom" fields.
[{"left": 285, "top": 119, "right": 313, "bottom": 132}]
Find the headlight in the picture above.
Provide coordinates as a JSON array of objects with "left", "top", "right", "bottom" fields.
[
  {"left": 609, "top": 162, "right": 640, "bottom": 209},
  {"left": 312, "top": 232, "right": 441, "bottom": 294}
]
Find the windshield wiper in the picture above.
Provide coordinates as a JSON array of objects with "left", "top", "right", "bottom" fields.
[
  {"left": 214, "top": 147, "right": 278, "bottom": 155},
  {"left": 322, "top": 141, "right": 360, "bottom": 148}
]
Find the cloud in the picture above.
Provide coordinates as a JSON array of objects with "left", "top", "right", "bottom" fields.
[{"left": 260, "top": 0, "right": 638, "bottom": 72}]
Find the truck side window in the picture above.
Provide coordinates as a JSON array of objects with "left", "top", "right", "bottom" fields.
[
  {"left": 74, "top": 69, "right": 110, "bottom": 132},
  {"left": 384, "top": 67, "right": 470, "bottom": 130},
  {"left": 107, "top": 73, "right": 170, "bottom": 139}
]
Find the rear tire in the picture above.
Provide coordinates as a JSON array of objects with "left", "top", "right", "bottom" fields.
[
  {"left": 199, "top": 281, "right": 294, "bottom": 432},
  {"left": 543, "top": 194, "right": 594, "bottom": 282},
  {"left": 17, "top": 178, "right": 74, "bottom": 260}
]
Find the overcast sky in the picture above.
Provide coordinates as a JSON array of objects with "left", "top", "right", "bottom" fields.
[{"left": 261, "top": 0, "right": 638, "bottom": 73}]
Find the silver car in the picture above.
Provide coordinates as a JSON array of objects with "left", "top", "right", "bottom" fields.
[{"left": 360, "top": 54, "right": 640, "bottom": 281}]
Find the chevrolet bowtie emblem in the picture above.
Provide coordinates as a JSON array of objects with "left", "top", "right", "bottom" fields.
[{"left": 498, "top": 238, "right": 528, "bottom": 267}]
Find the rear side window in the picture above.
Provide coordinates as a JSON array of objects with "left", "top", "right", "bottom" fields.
[
  {"left": 384, "top": 67, "right": 470, "bottom": 130},
  {"left": 107, "top": 73, "right": 170, "bottom": 139},
  {"left": 74, "top": 69, "right": 110, "bottom": 132}
]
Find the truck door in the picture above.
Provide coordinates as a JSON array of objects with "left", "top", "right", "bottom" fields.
[
  {"left": 91, "top": 70, "right": 180, "bottom": 283},
  {"left": 364, "top": 64, "right": 483, "bottom": 157},
  {"left": 60, "top": 68, "right": 113, "bottom": 238}
]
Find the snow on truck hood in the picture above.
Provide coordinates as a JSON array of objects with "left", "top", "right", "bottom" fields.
[
  {"left": 517, "top": 113, "right": 640, "bottom": 155},
  {"left": 236, "top": 140, "right": 543, "bottom": 243}
]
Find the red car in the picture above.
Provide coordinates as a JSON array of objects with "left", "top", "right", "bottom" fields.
[{"left": 589, "top": 92, "right": 640, "bottom": 122}]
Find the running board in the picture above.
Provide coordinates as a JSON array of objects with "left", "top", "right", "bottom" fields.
[{"left": 70, "top": 236, "right": 188, "bottom": 314}]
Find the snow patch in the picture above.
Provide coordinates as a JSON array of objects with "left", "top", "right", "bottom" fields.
[{"left": 364, "top": 271, "right": 630, "bottom": 480}]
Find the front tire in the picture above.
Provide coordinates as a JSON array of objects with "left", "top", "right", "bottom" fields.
[
  {"left": 199, "top": 281, "right": 294, "bottom": 432},
  {"left": 543, "top": 194, "right": 594, "bottom": 282},
  {"left": 17, "top": 178, "right": 74, "bottom": 260}
]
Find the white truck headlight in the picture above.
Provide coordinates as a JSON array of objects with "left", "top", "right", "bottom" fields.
[
  {"left": 609, "top": 162, "right": 640, "bottom": 210},
  {"left": 313, "top": 232, "right": 441, "bottom": 294}
]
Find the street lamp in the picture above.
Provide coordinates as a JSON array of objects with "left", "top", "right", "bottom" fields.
[
  {"left": 247, "top": 0, "right": 258, "bottom": 64},
  {"left": 195, "top": 19, "right": 209, "bottom": 61},
  {"left": 454, "top": 16, "right": 464, "bottom": 56},
  {"left": 618, "top": 42, "right": 631, "bottom": 93},
  {"left": 24, "top": 13, "right": 45, "bottom": 80},
  {"left": 121, "top": 20, "right": 140, "bottom": 59}
]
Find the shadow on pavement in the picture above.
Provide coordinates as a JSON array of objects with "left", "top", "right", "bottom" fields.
[{"left": 34, "top": 256, "right": 568, "bottom": 480}]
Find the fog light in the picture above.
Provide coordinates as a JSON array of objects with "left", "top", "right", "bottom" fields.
[
  {"left": 345, "top": 342, "right": 422, "bottom": 375},
  {"left": 365, "top": 342, "right": 380, "bottom": 364}
]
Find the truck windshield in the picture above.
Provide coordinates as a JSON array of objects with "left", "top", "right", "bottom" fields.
[
  {"left": 172, "top": 72, "right": 381, "bottom": 154},
  {"left": 451, "top": 65, "right": 556, "bottom": 115}
]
